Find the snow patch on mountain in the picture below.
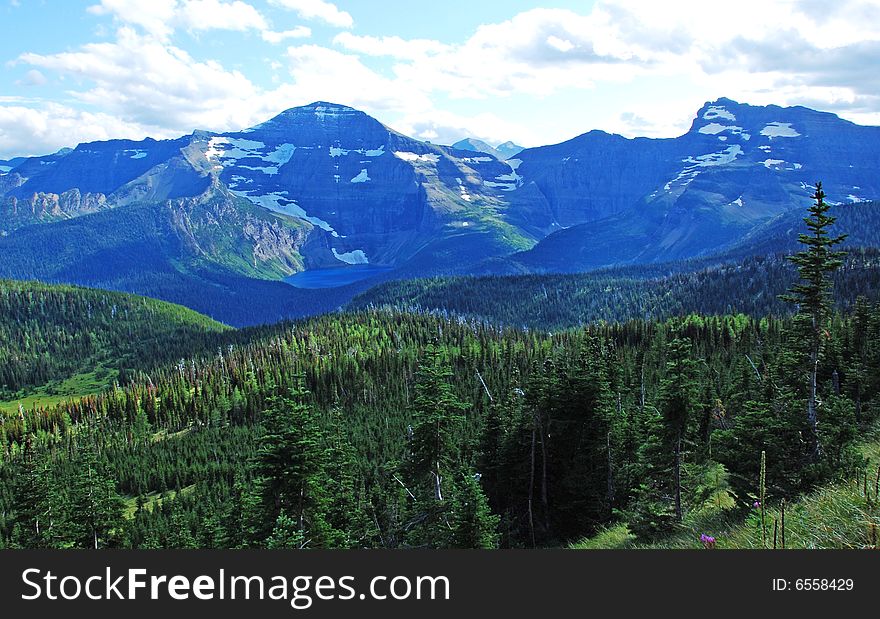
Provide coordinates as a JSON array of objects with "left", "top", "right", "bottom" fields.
[
  {"left": 684, "top": 145, "right": 743, "bottom": 167},
  {"left": 699, "top": 123, "right": 733, "bottom": 135},
  {"left": 393, "top": 151, "right": 439, "bottom": 163},
  {"left": 330, "top": 145, "right": 385, "bottom": 158},
  {"left": 238, "top": 164, "right": 278, "bottom": 176},
  {"left": 265, "top": 144, "right": 296, "bottom": 166},
  {"left": 456, "top": 178, "right": 472, "bottom": 202},
  {"left": 699, "top": 123, "right": 750, "bottom": 140},
  {"left": 760, "top": 122, "right": 801, "bottom": 138},
  {"left": 761, "top": 159, "right": 786, "bottom": 169},
  {"left": 703, "top": 105, "right": 736, "bottom": 121},
  {"left": 313, "top": 105, "right": 349, "bottom": 122},
  {"left": 332, "top": 248, "right": 369, "bottom": 264},
  {"left": 231, "top": 189, "right": 338, "bottom": 236},
  {"left": 664, "top": 146, "right": 744, "bottom": 192},
  {"left": 210, "top": 138, "right": 266, "bottom": 161},
  {"left": 123, "top": 149, "right": 148, "bottom": 160},
  {"left": 351, "top": 169, "right": 370, "bottom": 183}
]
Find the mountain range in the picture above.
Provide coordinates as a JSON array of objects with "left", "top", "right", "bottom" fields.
[
  {"left": 1, "top": 97, "right": 878, "bottom": 325},
  {"left": 451, "top": 138, "right": 524, "bottom": 161}
]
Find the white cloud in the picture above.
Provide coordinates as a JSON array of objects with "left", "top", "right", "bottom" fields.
[
  {"left": 269, "top": 0, "right": 353, "bottom": 28},
  {"left": 0, "top": 103, "right": 168, "bottom": 158},
  {"left": 15, "top": 69, "right": 47, "bottom": 87},
  {"left": 20, "top": 27, "right": 262, "bottom": 131},
  {"left": 276, "top": 44, "right": 431, "bottom": 114},
  {"left": 8, "top": 0, "right": 880, "bottom": 159},
  {"left": 178, "top": 0, "right": 268, "bottom": 32},
  {"left": 88, "top": 0, "right": 269, "bottom": 38},
  {"left": 333, "top": 32, "right": 447, "bottom": 59},
  {"left": 394, "top": 109, "right": 540, "bottom": 150},
  {"left": 262, "top": 26, "right": 312, "bottom": 44},
  {"left": 88, "top": 0, "right": 179, "bottom": 39}
]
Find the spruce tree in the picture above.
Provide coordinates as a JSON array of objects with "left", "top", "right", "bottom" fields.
[
  {"left": 66, "top": 445, "right": 124, "bottom": 549},
  {"left": 402, "top": 343, "right": 470, "bottom": 547},
  {"left": 781, "top": 182, "right": 847, "bottom": 456},
  {"left": 251, "top": 383, "right": 333, "bottom": 548},
  {"left": 658, "top": 336, "right": 699, "bottom": 522}
]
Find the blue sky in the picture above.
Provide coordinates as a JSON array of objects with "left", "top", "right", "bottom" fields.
[{"left": 2, "top": 0, "right": 879, "bottom": 158}]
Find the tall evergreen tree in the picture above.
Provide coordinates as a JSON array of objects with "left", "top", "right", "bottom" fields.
[
  {"left": 658, "top": 337, "right": 699, "bottom": 522},
  {"left": 250, "top": 383, "right": 334, "bottom": 548},
  {"left": 781, "top": 182, "right": 848, "bottom": 455},
  {"left": 65, "top": 444, "right": 125, "bottom": 549},
  {"left": 401, "top": 343, "right": 495, "bottom": 547}
]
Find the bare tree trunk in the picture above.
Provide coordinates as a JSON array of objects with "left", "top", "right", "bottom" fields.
[
  {"left": 808, "top": 320, "right": 821, "bottom": 459},
  {"left": 527, "top": 422, "right": 536, "bottom": 548},
  {"left": 433, "top": 463, "right": 443, "bottom": 501},
  {"left": 535, "top": 411, "right": 549, "bottom": 533},
  {"left": 606, "top": 430, "right": 615, "bottom": 512},
  {"left": 640, "top": 365, "right": 646, "bottom": 414},
  {"left": 673, "top": 430, "right": 682, "bottom": 522}
]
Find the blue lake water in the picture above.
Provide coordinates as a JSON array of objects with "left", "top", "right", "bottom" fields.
[{"left": 284, "top": 265, "right": 394, "bottom": 289}]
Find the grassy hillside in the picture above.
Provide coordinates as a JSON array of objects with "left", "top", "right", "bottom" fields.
[
  {"left": 572, "top": 432, "right": 880, "bottom": 550},
  {"left": 0, "top": 279, "right": 230, "bottom": 410}
]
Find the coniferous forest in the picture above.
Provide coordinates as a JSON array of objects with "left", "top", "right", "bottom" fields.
[{"left": 1, "top": 188, "right": 880, "bottom": 550}]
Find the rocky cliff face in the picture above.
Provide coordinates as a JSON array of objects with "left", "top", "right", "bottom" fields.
[
  {"left": 2, "top": 188, "right": 109, "bottom": 230},
  {"left": 162, "top": 187, "right": 310, "bottom": 278}
]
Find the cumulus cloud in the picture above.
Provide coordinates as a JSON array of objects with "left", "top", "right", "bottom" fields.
[
  {"left": 393, "top": 109, "right": 540, "bottom": 150},
  {"left": 88, "top": 0, "right": 179, "bottom": 39},
  {"left": 333, "top": 32, "right": 448, "bottom": 59},
  {"left": 276, "top": 44, "right": 432, "bottom": 114},
  {"left": 7, "top": 0, "right": 880, "bottom": 158},
  {"left": 262, "top": 26, "right": 312, "bottom": 44},
  {"left": 0, "top": 103, "right": 170, "bottom": 158},
  {"left": 178, "top": 0, "right": 268, "bottom": 32},
  {"left": 269, "top": 0, "right": 353, "bottom": 28},
  {"left": 15, "top": 69, "right": 47, "bottom": 87},
  {"left": 20, "top": 27, "right": 262, "bottom": 131},
  {"left": 88, "top": 0, "right": 271, "bottom": 38}
]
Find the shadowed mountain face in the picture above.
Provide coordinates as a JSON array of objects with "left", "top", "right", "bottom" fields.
[
  {"left": 1, "top": 98, "right": 879, "bottom": 321},
  {"left": 204, "top": 103, "right": 531, "bottom": 271},
  {"left": 1, "top": 102, "right": 532, "bottom": 273},
  {"left": 485, "top": 97, "right": 880, "bottom": 273}
]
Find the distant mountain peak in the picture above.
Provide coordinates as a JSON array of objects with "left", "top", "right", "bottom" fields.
[{"left": 452, "top": 137, "right": 523, "bottom": 160}]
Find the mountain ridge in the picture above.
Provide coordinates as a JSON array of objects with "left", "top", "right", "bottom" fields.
[{"left": 2, "top": 97, "right": 879, "bottom": 322}]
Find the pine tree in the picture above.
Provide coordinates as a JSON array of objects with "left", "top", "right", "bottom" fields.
[
  {"left": 658, "top": 337, "right": 699, "bottom": 522},
  {"left": 401, "top": 343, "right": 470, "bottom": 547},
  {"left": 251, "top": 383, "right": 333, "bottom": 548},
  {"left": 547, "top": 339, "right": 615, "bottom": 539},
  {"left": 451, "top": 470, "right": 499, "bottom": 548},
  {"left": 66, "top": 445, "right": 125, "bottom": 549},
  {"left": 781, "top": 182, "right": 847, "bottom": 456}
]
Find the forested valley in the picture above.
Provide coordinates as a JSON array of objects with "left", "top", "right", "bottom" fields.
[{"left": 1, "top": 189, "right": 879, "bottom": 549}]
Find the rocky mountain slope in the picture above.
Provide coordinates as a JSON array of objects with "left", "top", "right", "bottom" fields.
[
  {"left": 2, "top": 98, "right": 879, "bottom": 321},
  {"left": 482, "top": 97, "right": 880, "bottom": 273}
]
